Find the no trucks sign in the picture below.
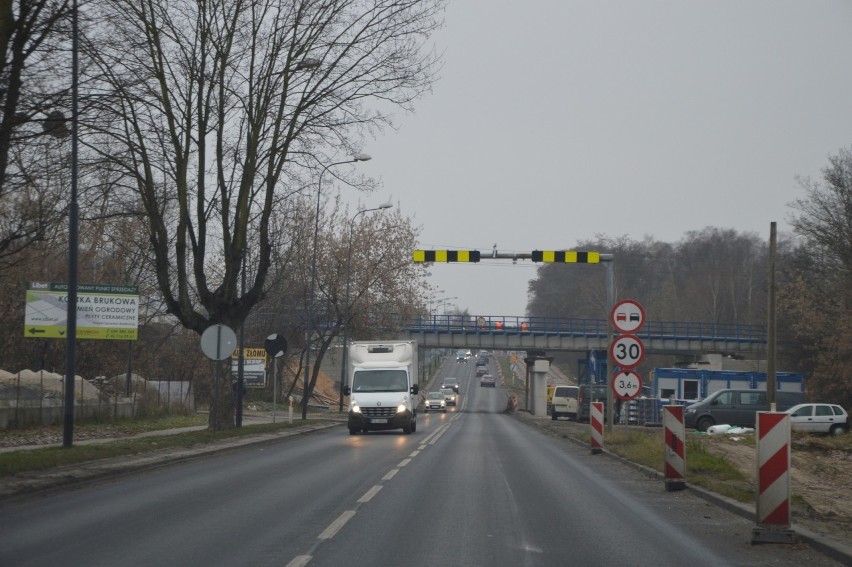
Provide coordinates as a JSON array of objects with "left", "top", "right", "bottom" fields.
[{"left": 24, "top": 282, "right": 140, "bottom": 340}]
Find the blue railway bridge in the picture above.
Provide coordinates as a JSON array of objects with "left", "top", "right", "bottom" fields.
[{"left": 401, "top": 315, "right": 767, "bottom": 356}]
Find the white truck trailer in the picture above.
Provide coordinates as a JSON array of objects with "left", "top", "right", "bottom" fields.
[{"left": 342, "top": 340, "right": 420, "bottom": 435}]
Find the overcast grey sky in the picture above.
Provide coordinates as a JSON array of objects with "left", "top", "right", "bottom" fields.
[{"left": 353, "top": 0, "right": 852, "bottom": 317}]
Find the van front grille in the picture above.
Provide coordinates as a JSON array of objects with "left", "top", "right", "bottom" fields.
[{"left": 362, "top": 406, "right": 397, "bottom": 418}]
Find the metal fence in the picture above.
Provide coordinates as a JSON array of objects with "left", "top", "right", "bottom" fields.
[{"left": 0, "top": 370, "right": 194, "bottom": 429}]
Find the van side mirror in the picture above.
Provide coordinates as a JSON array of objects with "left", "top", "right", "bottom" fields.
[
  {"left": 411, "top": 384, "right": 420, "bottom": 395},
  {"left": 343, "top": 385, "right": 351, "bottom": 396}
]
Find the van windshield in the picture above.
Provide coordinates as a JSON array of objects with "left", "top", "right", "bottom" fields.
[{"left": 352, "top": 370, "right": 408, "bottom": 392}]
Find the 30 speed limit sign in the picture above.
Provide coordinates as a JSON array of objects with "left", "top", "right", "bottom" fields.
[
  {"left": 612, "top": 370, "right": 643, "bottom": 400},
  {"left": 609, "top": 334, "right": 645, "bottom": 369}
]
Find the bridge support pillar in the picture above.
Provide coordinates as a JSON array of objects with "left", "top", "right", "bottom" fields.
[{"left": 527, "top": 357, "right": 552, "bottom": 417}]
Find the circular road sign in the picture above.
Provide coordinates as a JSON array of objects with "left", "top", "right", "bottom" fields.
[
  {"left": 200, "top": 324, "right": 237, "bottom": 361},
  {"left": 612, "top": 369, "right": 643, "bottom": 400},
  {"left": 609, "top": 334, "right": 645, "bottom": 369},
  {"left": 610, "top": 299, "right": 646, "bottom": 334},
  {"left": 264, "top": 333, "right": 288, "bottom": 358}
]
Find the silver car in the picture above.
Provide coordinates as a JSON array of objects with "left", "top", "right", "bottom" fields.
[
  {"left": 786, "top": 403, "right": 848, "bottom": 435},
  {"left": 424, "top": 391, "right": 447, "bottom": 413},
  {"left": 440, "top": 387, "right": 457, "bottom": 406}
]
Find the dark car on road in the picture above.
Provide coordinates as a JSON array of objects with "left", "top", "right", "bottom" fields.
[
  {"left": 441, "top": 377, "right": 460, "bottom": 393},
  {"left": 576, "top": 383, "right": 609, "bottom": 422}
]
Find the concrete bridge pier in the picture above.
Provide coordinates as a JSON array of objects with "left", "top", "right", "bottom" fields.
[{"left": 526, "top": 356, "right": 552, "bottom": 417}]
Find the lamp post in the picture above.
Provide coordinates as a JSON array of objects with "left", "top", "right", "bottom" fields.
[
  {"left": 63, "top": 0, "right": 80, "bottom": 448},
  {"left": 435, "top": 296, "right": 458, "bottom": 315},
  {"left": 338, "top": 201, "right": 393, "bottom": 411},
  {"left": 303, "top": 154, "right": 372, "bottom": 419}
]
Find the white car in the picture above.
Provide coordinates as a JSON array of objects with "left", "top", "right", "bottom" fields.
[
  {"left": 440, "top": 387, "right": 457, "bottom": 406},
  {"left": 424, "top": 391, "right": 447, "bottom": 413},
  {"left": 785, "top": 403, "right": 849, "bottom": 435}
]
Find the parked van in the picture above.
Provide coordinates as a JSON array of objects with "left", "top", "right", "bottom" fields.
[
  {"left": 684, "top": 389, "right": 806, "bottom": 432},
  {"left": 550, "top": 385, "right": 579, "bottom": 420},
  {"left": 576, "top": 383, "right": 609, "bottom": 422}
]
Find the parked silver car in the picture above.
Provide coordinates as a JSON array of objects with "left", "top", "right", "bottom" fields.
[{"left": 785, "top": 403, "right": 848, "bottom": 435}]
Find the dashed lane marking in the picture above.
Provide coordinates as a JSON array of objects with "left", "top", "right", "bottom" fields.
[
  {"left": 318, "top": 510, "right": 356, "bottom": 540},
  {"left": 358, "top": 485, "right": 383, "bottom": 503},
  {"left": 382, "top": 469, "right": 399, "bottom": 481}
]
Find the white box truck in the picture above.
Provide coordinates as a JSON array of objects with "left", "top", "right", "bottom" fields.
[{"left": 342, "top": 340, "right": 420, "bottom": 435}]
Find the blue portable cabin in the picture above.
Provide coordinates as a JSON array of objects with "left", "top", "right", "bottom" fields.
[{"left": 649, "top": 368, "right": 805, "bottom": 401}]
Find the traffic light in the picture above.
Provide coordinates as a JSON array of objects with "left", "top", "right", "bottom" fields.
[
  {"left": 531, "top": 250, "right": 600, "bottom": 263},
  {"left": 412, "top": 250, "right": 481, "bottom": 263}
]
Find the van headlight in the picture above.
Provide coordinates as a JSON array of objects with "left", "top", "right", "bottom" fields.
[
  {"left": 396, "top": 403, "right": 407, "bottom": 414},
  {"left": 351, "top": 403, "right": 362, "bottom": 414}
]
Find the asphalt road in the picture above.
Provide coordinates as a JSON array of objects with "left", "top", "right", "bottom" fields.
[{"left": 0, "top": 357, "right": 844, "bottom": 566}]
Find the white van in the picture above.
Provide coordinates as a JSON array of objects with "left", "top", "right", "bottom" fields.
[{"left": 550, "top": 385, "right": 579, "bottom": 420}]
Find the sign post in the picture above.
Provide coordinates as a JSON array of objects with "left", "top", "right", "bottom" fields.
[
  {"left": 264, "top": 334, "right": 288, "bottom": 423},
  {"left": 608, "top": 298, "right": 646, "bottom": 429}
]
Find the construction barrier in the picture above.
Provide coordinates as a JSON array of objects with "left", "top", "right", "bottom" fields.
[
  {"left": 663, "top": 405, "right": 686, "bottom": 491},
  {"left": 590, "top": 401, "right": 603, "bottom": 454},
  {"left": 752, "top": 412, "right": 797, "bottom": 544}
]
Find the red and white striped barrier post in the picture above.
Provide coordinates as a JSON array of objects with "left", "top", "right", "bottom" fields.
[
  {"left": 663, "top": 405, "right": 686, "bottom": 491},
  {"left": 590, "top": 401, "right": 603, "bottom": 454},
  {"left": 752, "top": 411, "right": 798, "bottom": 544}
]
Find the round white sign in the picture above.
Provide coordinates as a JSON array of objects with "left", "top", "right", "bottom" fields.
[
  {"left": 610, "top": 299, "right": 646, "bottom": 334},
  {"left": 612, "top": 369, "right": 643, "bottom": 400},
  {"left": 200, "top": 324, "right": 237, "bottom": 360},
  {"left": 609, "top": 334, "right": 645, "bottom": 369}
]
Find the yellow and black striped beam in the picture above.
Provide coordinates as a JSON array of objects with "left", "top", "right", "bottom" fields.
[
  {"left": 531, "top": 250, "right": 600, "bottom": 263},
  {"left": 412, "top": 250, "right": 481, "bottom": 263}
]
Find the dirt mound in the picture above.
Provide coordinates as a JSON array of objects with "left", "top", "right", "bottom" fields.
[{"left": 0, "top": 369, "right": 101, "bottom": 401}]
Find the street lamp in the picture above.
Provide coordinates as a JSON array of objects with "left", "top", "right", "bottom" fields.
[
  {"left": 435, "top": 296, "right": 458, "bottom": 315},
  {"left": 303, "top": 153, "right": 372, "bottom": 419},
  {"left": 63, "top": 0, "right": 80, "bottom": 448},
  {"left": 338, "top": 201, "right": 393, "bottom": 411}
]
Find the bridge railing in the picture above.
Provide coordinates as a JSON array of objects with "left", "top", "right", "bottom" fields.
[{"left": 404, "top": 315, "right": 766, "bottom": 344}]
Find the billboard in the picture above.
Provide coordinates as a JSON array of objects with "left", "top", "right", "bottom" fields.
[
  {"left": 24, "top": 282, "right": 140, "bottom": 340},
  {"left": 231, "top": 348, "right": 268, "bottom": 387}
]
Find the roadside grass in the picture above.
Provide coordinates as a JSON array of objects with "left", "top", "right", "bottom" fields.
[
  {"left": 684, "top": 437, "right": 753, "bottom": 502},
  {"left": 552, "top": 422, "right": 754, "bottom": 503},
  {"left": 0, "top": 417, "right": 331, "bottom": 478}
]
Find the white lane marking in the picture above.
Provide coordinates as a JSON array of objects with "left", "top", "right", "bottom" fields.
[
  {"left": 430, "top": 425, "right": 450, "bottom": 444},
  {"left": 398, "top": 458, "right": 412, "bottom": 467},
  {"left": 358, "top": 485, "right": 383, "bottom": 503},
  {"left": 383, "top": 469, "right": 399, "bottom": 481},
  {"left": 318, "top": 510, "right": 356, "bottom": 540},
  {"left": 286, "top": 555, "right": 312, "bottom": 567},
  {"left": 409, "top": 450, "right": 420, "bottom": 457}
]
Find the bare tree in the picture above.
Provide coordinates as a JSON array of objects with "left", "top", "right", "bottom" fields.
[
  {"left": 284, "top": 192, "right": 426, "bottom": 405},
  {"left": 80, "top": 0, "right": 443, "bottom": 427},
  {"left": 0, "top": 0, "right": 73, "bottom": 264},
  {"left": 783, "top": 146, "right": 852, "bottom": 406}
]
